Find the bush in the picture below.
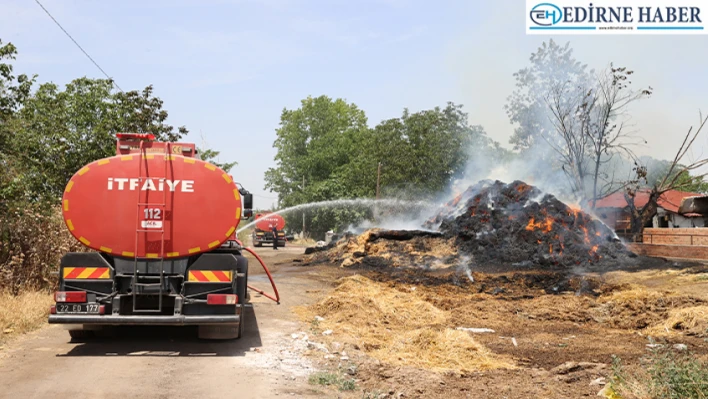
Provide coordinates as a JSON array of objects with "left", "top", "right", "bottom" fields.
[
  {"left": 308, "top": 371, "right": 357, "bottom": 392},
  {"left": 610, "top": 340, "right": 708, "bottom": 399},
  {"left": 0, "top": 204, "right": 85, "bottom": 294}
]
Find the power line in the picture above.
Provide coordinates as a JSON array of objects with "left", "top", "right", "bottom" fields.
[{"left": 33, "top": 0, "right": 123, "bottom": 92}]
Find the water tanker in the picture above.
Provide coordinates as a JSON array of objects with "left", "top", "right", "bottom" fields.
[
  {"left": 48, "top": 133, "right": 260, "bottom": 340},
  {"left": 251, "top": 213, "right": 286, "bottom": 247}
]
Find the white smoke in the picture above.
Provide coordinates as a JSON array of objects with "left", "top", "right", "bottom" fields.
[{"left": 457, "top": 255, "right": 475, "bottom": 283}]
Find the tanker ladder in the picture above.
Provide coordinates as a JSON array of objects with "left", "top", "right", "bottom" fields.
[{"left": 130, "top": 139, "right": 169, "bottom": 313}]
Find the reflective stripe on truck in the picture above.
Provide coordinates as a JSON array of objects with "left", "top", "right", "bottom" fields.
[
  {"left": 187, "top": 270, "right": 233, "bottom": 282},
  {"left": 63, "top": 267, "right": 111, "bottom": 279}
]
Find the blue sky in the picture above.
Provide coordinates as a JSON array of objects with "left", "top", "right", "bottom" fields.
[{"left": 3, "top": 0, "right": 708, "bottom": 207}]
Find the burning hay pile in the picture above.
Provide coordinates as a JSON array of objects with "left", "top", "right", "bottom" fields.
[
  {"left": 305, "top": 180, "right": 635, "bottom": 270},
  {"left": 305, "top": 229, "right": 460, "bottom": 270},
  {"left": 426, "top": 180, "right": 633, "bottom": 267}
]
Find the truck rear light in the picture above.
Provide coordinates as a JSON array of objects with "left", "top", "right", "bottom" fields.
[
  {"left": 116, "top": 133, "right": 155, "bottom": 140},
  {"left": 50, "top": 305, "right": 56, "bottom": 314},
  {"left": 99, "top": 305, "right": 106, "bottom": 315},
  {"left": 55, "top": 291, "right": 87, "bottom": 303},
  {"left": 207, "top": 294, "right": 238, "bottom": 305}
]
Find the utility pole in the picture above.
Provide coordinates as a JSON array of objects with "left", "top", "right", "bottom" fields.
[
  {"left": 376, "top": 162, "right": 381, "bottom": 200},
  {"left": 375, "top": 162, "right": 381, "bottom": 222},
  {"left": 302, "top": 176, "right": 306, "bottom": 238}
]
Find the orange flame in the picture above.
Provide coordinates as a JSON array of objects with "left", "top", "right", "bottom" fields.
[
  {"left": 451, "top": 194, "right": 462, "bottom": 207},
  {"left": 581, "top": 226, "right": 590, "bottom": 244},
  {"left": 526, "top": 217, "right": 553, "bottom": 233}
]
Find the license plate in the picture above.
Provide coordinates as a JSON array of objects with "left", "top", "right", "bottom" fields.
[{"left": 56, "top": 303, "right": 100, "bottom": 314}]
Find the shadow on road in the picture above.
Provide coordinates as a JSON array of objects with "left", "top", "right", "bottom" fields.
[{"left": 57, "top": 305, "right": 262, "bottom": 357}]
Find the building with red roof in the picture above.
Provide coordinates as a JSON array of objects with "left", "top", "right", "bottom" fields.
[{"left": 594, "top": 189, "right": 708, "bottom": 233}]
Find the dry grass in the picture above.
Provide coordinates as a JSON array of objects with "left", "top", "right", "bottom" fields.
[
  {"left": 1, "top": 205, "right": 86, "bottom": 293},
  {"left": 292, "top": 237, "right": 317, "bottom": 246},
  {"left": 593, "top": 288, "right": 704, "bottom": 330},
  {"left": 373, "top": 328, "right": 505, "bottom": 373},
  {"left": 648, "top": 306, "right": 708, "bottom": 338},
  {"left": 0, "top": 291, "right": 53, "bottom": 344},
  {"left": 298, "top": 275, "right": 513, "bottom": 373}
]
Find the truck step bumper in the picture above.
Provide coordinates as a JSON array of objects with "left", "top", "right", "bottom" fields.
[{"left": 48, "top": 314, "right": 239, "bottom": 326}]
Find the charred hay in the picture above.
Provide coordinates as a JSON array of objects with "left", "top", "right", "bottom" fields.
[
  {"left": 305, "top": 180, "right": 650, "bottom": 271},
  {"left": 428, "top": 180, "right": 635, "bottom": 268}
]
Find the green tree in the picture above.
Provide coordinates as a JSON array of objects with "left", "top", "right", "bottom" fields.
[
  {"left": 634, "top": 156, "right": 708, "bottom": 193},
  {"left": 0, "top": 40, "right": 36, "bottom": 211},
  {"left": 265, "top": 95, "right": 368, "bottom": 206},
  {"left": 264, "top": 95, "right": 369, "bottom": 238},
  {"left": 345, "top": 102, "right": 493, "bottom": 200},
  {"left": 673, "top": 170, "right": 708, "bottom": 193},
  {"left": 264, "top": 97, "right": 504, "bottom": 238},
  {"left": 9, "top": 78, "right": 189, "bottom": 201}
]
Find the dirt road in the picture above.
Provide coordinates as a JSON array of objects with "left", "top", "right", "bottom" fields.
[{"left": 0, "top": 246, "right": 327, "bottom": 399}]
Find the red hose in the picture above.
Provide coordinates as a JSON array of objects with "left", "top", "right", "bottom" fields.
[{"left": 243, "top": 246, "right": 280, "bottom": 304}]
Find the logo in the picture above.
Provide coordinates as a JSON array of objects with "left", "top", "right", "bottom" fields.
[
  {"left": 530, "top": 3, "right": 562, "bottom": 26},
  {"left": 526, "top": 0, "right": 706, "bottom": 35},
  {"left": 107, "top": 178, "right": 195, "bottom": 192},
  {"left": 172, "top": 145, "right": 183, "bottom": 154}
]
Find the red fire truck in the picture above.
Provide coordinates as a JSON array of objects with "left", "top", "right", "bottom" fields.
[
  {"left": 48, "top": 133, "right": 278, "bottom": 340},
  {"left": 251, "top": 213, "right": 286, "bottom": 247}
]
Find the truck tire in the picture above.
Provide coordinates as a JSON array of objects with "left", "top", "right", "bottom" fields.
[
  {"left": 237, "top": 311, "right": 245, "bottom": 339},
  {"left": 69, "top": 329, "right": 95, "bottom": 341},
  {"left": 198, "top": 324, "right": 240, "bottom": 340}
]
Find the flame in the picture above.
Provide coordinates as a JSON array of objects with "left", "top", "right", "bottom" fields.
[
  {"left": 526, "top": 217, "right": 553, "bottom": 233},
  {"left": 567, "top": 206, "right": 581, "bottom": 223},
  {"left": 549, "top": 244, "right": 553, "bottom": 254},
  {"left": 537, "top": 240, "right": 542, "bottom": 244},
  {"left": 595, "top": 231, "right": 601, "bottom": 237},
  {"left": 580, "top": 226, "right": 590, "bottom": 244}
]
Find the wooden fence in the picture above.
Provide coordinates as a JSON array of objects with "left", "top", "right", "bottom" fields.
[{"left": 628, "top": 228, "right": 708, "bottom": 261}]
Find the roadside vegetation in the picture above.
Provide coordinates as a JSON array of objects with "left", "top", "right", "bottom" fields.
[
  {"left": 0, "top": 39, "right": 234, "bottom": 340},
  {"left": 308, "top": 370, "right": 357, "bottom": 392},
  {"left": 0, "top": 39, "right": 230, "bottom": 294},
  {"left": 610, "top": 343, "right": 708, "bottom": 399},
  {"left": 0, "top": 290, "right": 53, "bottom": 345}
]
